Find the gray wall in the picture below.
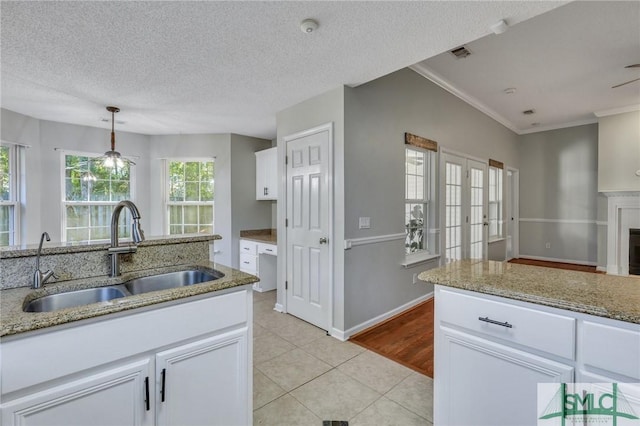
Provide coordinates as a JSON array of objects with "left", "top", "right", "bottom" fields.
[
  {"left": 518, "top": 124, "right": 598, "bottom": 264},
  {"left": 342, "top": 68, "right": 520, "bottom": 330},
  {"left": 230, "top": 134, "right": 274, "bottom": 268},
  {"left": 2, "top": 109, "right": 271, "bottom": 266},
  {"left": 598, "top": 110, "right": 640, "bottom": 192},
  {"left": 2, "top": 108, "right": 151, "bottom": 244}
]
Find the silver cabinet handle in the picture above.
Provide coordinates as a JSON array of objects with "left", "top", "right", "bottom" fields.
[
  {"left": 319, "top": 237, "right": 328, "bottom": 244},
  {"left": 478, "top": 316, "right": 513, "bottom": 328},
  {"left": 265, "top": 248, "right": 273, "bottom": 252}
]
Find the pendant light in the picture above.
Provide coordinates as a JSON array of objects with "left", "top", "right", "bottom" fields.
[{"left": 101, "top": 106, "right": 135, "bottom": 171}]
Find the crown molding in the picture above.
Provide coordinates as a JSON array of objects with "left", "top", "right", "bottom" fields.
[
  {"left": 593, "top": 104, "right": 640, "bottom": 118},
  {"left": 410, "top": 63, "right": 520, "bottom": 134},
  {"left": 518, "top": 118, "right": 598, "bottom": 135}
]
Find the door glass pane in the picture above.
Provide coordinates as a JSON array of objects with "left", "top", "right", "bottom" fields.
[
  {"left": 469, "top": 167, "right": 484, "bottom": 259},
  {"left": 445, "top": 162, "right": 462, "bottom": 263}
]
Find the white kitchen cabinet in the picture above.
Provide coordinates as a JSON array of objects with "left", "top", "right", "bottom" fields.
[
  {"left": 156, "top": 329, "right": 248, "bottom": 426},
  {"left": 256, "top": 147, "right": 277, "bottom": 200},
  {"left": 1, "top": 289, "right": 252, "bottom": 426},
  {"left": 434, "top": 285, "right": 640, "bottom": 425},
  {"left": 1, "top": 359, "right": 153, "bottom": 426},
  {"left": 240, "top": 239, "right": 277, "bottom": 292},
  {"left": 437, "top": 327, "right": 573, "bottom": 426}
]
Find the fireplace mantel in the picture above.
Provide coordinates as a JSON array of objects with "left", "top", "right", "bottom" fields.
[{"left": 604, "top": 191, "right": 640, "bottom": 276}]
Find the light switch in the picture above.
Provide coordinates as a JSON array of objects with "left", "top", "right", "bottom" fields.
[{"left": 359, "top": 217, "right": 371, "bottom": 229}]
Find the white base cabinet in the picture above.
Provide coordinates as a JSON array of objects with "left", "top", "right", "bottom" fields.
[
  {"left": 156, "top": 330, "right": 248, "bottom": 426},
  {"left": 434, "top": 285, "right": 640, "bottom": 426},
  {"left": 240, "top": 239, "right": 277, "bottom": 292},
  {"left": 1, "top": 288, "right": 252, "bottom": 426},
  {"left": 1, "top": 359, "right": 153, "bottom": 426}
]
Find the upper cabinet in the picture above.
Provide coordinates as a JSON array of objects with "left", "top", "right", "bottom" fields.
[{"left": 256, "top": 147, "right": 277, "bottom": 200}]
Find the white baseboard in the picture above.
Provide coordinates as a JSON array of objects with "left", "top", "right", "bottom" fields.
[
  {"left": 331, "top": 292, "right": 434, "bottom": 342},
  {"left": 596, "top": 266, "right": 607, "bottom": 273},
  {"left": 274, "top": 303, "right": 284, "bottom": 313},
  {"left": 518, "top": 255, "right": 597, "bottom": 267}
]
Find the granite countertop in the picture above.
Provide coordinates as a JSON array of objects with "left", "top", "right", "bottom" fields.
[
  {"left": 419, "top": 260, "right": 640, "bottom": 324},
  {"left": 240, "top": 229, "right": 277, "bottom": 244},
  {"left": 1, "top": 262, "right": 258, "bottom": 337}
]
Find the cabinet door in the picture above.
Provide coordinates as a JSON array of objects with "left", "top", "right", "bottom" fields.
[
  {"left": 264, "top": 147, "right": 278, "bottom": 199},
  {"left": 1, "top": 359, "right": 153, "bottom": 426},
  {"left": 435, "top": 327, "right": 574, "bottom": 426},
  {"left": 256, "top": 148, "right": 277, "bottom": 200},
  {"left": 155, "top": 328, "right": 249, "bottom": 426}
]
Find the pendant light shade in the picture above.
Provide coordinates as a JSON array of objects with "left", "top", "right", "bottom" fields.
[{"left": 101, "top": 106, "right": 135, "bottom": 171}]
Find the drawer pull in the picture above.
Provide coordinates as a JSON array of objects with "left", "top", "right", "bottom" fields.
[
  {"left": 265, "top": 249, "right": 273, "bottom": 252},
  {"left": 244, "top": 247, "right": 250, "bottom": 250},
  {"left": 243, "top": 261, "right": 250, "bottom": 264},
  {"left": 478, "top": 316, "right": 513, "bottom": 328}
]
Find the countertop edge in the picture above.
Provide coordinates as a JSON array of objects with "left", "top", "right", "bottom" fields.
[{"left": 0, "top": 262, "right": 258, "bottom": 337}]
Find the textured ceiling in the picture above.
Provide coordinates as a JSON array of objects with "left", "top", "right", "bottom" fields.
[
  {"left": 414, "top": 1, "right": 640, "bottom": 134},
  {"left": 1, "top": 1, "right": 564, "bottom": 139}
]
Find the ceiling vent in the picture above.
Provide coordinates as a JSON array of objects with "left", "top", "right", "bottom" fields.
[
  {"left": 450, "top": 46, "right": 471, "bottom": 59},
  {"left": 523, "top": 109, "right": 536, "bottom": 115}
]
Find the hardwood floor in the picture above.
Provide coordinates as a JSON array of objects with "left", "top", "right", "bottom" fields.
[
  {"left": 508, "top": 258, "right": 603, "bottom": 273},
  {"left": 349, "top": 299, "right": 434, "bottom": 378}
]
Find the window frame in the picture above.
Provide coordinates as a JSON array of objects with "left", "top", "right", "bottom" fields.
[
  {"left": 0, "top": 143, "right": 21, "bottom": 246},
  {"left": 60, "top": 150, "right": 137, "bottom": 243},
  {"left": 163, "top": 158, "right": 215, "bottom": 236},
  {"left": 488, "top": 165, "right": 504, "bottom": 241},
  {"left": 403, "top": 146, "right": 439, "bottom": 265}
]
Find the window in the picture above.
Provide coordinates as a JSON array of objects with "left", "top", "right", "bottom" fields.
[
  {"left": 0, "top": 145, "right": 19, "bottom": 246},
  {"left": 166, "top": 160, "right": 214, "bottom": 235},
  {"left": 405, "top": 148, "right": 436, "bottom": 256},
  {"left": 488, "top": 165, "right": 503, "bottom": 239},
  {"left": 62, "top": 152, "right": 134, "bottom": 242}
]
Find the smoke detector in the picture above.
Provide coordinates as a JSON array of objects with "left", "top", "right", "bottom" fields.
[
  {"left": 300, "top": 19, "right": 319, "bottom": 34},
  {"left": 450, "top": 46, "right": 471, "bottom": 59}
]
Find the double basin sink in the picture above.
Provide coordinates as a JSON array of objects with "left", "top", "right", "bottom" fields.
[{"left": 23, "top": 269, "right": 224, "bottom": 313}]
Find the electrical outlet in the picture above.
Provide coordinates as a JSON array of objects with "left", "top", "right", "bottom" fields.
[{"left": 545, "top": 242, "right": 551, "bottom": 249}]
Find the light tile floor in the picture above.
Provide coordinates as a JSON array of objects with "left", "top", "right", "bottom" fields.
[{"left": 252, "top": 290, "right": 434, "bottom": 426}]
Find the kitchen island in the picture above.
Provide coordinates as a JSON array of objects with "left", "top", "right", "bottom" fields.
[
  {"left": 419, "top": 260, "right": 640, "bottom": 426},
  {"left": 0, "top": 235, "right": 259, "bottom": 426}
]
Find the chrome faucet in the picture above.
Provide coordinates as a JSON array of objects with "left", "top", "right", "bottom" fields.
[
  {"left": 108, "top": 200, "right": 145, "bottom": 277},
  {"left": 33, "top": 232, "right": 55, "bottom": 289}
]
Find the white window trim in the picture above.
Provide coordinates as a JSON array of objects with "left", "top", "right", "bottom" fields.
[
  {"left": 60, "top": 149, "right": 137, "bottom": 243},
  {"left": 163, "top": 157, "right": 215, "bottom": 236},
  {"left": 0, "top": 144, "right": 21, "bottom": 246},
  {"left": 404, "top": 146, "right": 438, "bottom": 258}
]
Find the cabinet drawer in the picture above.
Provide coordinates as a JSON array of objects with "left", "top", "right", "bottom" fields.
[
  {"left": 437, "top": 288, "right": 575, "bottom": 359},
  {"left": 258, "top": 243, "right": 277, "bottom": 256},
  {"left": 582, "top": 321, "right": 640, "bottom": 380},
  {"left": 239, "top": 253, "right": 257, "bottom": 273},
  {"left": 239, "top": 240, "right": 257, "bottom": 255}
]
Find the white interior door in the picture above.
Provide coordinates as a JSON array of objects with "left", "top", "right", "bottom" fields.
[
  {"left": 506, "top": 168, "right": 519, "bottom": 260},
  {"left": 443, "top": 153, "right": 487, "bottom": 262},
  {"left": 285, "top": 126, "right": 331, "bottom": 331}
]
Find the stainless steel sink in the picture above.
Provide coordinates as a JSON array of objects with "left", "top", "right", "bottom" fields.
[
  {"left": 23, "top": 287, "right": 128, "bottom": 313},
  {"left": 23, "top": 268, "right": 224, "bottom": 312},
  {"left": 124, "top": 269, "right": 224, "bottom": 295}
]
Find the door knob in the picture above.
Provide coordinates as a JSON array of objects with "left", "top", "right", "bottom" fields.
[{"left": 319, "top": 237, "right": 328, "bottom": 244}]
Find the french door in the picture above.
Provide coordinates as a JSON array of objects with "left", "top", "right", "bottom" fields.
[{"left": 443, "top": 153, "right": 488, "bottom": 262}]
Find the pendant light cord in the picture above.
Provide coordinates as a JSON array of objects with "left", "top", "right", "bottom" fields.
[{"left": 110, "top": 108, "right": 116, "bottom": 151}]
